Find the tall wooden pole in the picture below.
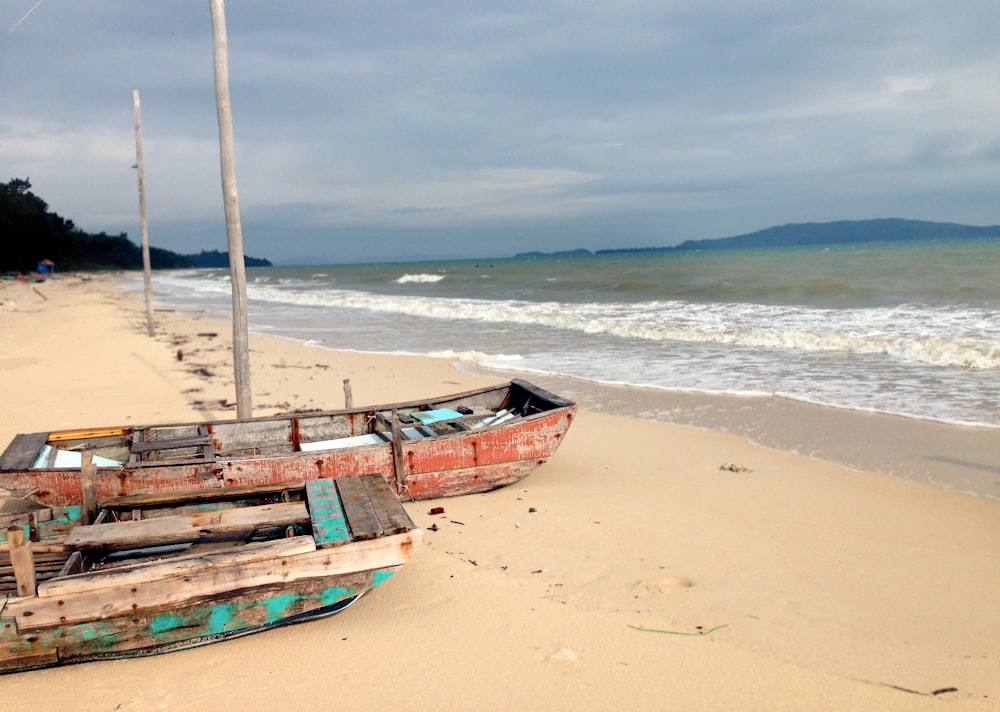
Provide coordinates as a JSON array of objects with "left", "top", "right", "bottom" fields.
[
  {"left": 132, "top": 89, "right": 155, "bottom": 337},
  {"left": 209, "top": 0, "right": 252, "bottom": 419}
]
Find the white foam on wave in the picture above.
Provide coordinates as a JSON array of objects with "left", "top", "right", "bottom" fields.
[
  {"left": 150, "top": 272, "right": 1000, "bottom": 372},
  {"left": 426, "top": 349, "right": 518, "bottom": 362},
  {"left": 395, "top": 273, "right": 445, "bottom": 284},
  {"left": 139, "top": 270, "right": 1000, "bottom": 428}
]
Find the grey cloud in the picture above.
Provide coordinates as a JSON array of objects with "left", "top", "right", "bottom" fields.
[{"left": 3, "top": 1, "right": 998, "bottom": 263}]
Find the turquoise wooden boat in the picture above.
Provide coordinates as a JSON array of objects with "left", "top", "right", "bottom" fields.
[{"left": 0, "top": 474, "right": 421, "bottom": 673}]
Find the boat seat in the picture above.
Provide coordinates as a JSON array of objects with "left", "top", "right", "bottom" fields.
[{"left": 373, "top": 412, "right": 434, "bottom": 440}]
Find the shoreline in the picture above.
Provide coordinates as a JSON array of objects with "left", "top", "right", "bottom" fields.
[
  {"left": 116, "top": 273, "right": 1000, "bottom": 500},
  {"left": 2, "top": 274, "right": 998, "bottom": 710},
  {"left": 461, "top": 367, "right": 1000, "bottom": 501}
]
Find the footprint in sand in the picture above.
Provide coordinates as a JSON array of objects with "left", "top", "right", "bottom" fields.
[
  {"left": 548, "top": 647, "right": 579, "bottom": 663},
  {"left": 633, "top": 576, "right": 694, "bottom": 595}
]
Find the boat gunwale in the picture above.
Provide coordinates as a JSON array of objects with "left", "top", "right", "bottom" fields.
[
  {"left": 32, "top": 378, "right": 574, "bottom": 445},
  {"left": 4, "top": 380, "right": 576, "bottom": 472}
]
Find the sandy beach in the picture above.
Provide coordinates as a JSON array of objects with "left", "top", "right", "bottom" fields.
[{"left": 2, "top": 275, "right": 998, "bottom": 711}]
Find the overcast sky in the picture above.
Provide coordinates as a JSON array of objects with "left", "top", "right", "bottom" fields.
[{"left": 3, "top": 1, "right": 998, "bottom": 264}]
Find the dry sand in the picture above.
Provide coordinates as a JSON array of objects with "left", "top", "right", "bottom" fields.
[{"left": 1, "top": 275, "right": 998, "bottom": 711}]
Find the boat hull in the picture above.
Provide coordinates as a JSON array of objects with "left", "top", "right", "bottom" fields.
[
  {"left": 0, "top": 380, "right": 576, "bottom": 506},
  {"left": 1, "top": 565, "right": 394, "bottom": 673},
  {"left": 0, "top": 475, "right": 421, "bottom": 673}
]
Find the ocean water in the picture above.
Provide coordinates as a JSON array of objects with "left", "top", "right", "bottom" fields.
[{"left": 143, "top": 239, "right": 1000, "bottom": 431}]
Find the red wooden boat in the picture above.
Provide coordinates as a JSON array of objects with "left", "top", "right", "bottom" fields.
[{"left": 0, "top": 379, "right": 576, "bottom": 506}]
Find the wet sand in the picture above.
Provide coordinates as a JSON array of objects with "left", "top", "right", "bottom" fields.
[{"left": 480, "top": 372, "right": 1000, "bottom": 500}]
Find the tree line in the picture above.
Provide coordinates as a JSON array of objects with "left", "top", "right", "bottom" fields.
[{"left": 0, "top": 178, "right": 271, "bottom": 273}]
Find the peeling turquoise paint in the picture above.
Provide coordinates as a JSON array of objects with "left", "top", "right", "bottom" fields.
[
  {"left": 319, "top": 585, "right": 354, "bottom": 606},
  {"left": 263, "top": 594, "right": 300, "bottom": 620},
  {"left": 207, "top": 604, "right": 238, "bottom": 633},
  {"left": 149, "top": 612, "right": 185, "bottom": 634},
  {"left": 76, "top": 623, "right": 113, "bottom": 641},
  {"left": 2, "top": 572, "right": 401, "bottom": 670},
  {"left": 59, "top": 505, "right": 82, "bottom": 524}
]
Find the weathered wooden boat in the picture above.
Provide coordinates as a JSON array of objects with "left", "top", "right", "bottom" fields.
[
  {"left": 0, "top": 379, "right": 575, "bottom": 506},
  {"left": 0, "top": 474, "right": 421, "bottom": 673}
]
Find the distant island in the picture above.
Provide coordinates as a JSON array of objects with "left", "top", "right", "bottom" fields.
[
  {"left": 0, "top": 177, "right": 272, "bottom": 273},
  {"left": 515, "top": 218, "right": 1000, "bottom": 259}
]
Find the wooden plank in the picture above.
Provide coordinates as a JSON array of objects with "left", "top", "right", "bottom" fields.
[
  {"left": 305, "top": 479, "right": 351, "bottom": 548},
  {"left": 63, "top": 501, "right": 309, "bottom": 550},
  {"left": 57, "top": 550, "right": 85, "bottom": 577},
  {"left": 390, "top": 409, "right": 405, "bottom": 487},
  {"left": 336, "top": 476, "right": 382, "bottom": 540},
  {"left": 361, "top": 473, "right": 413, "bottom": 535},
  {"left": 0, "top": 648, "right": 59, "bottom": 672},
  {"left": 1, "top": 571, "right": 376, "bottom": 669},
  {"left": 46, "top": 427, "right": 128, "bottom": 443},
  {"left": 101, "top": 481, "right": 306, "bottom": 510},
  {"left": 37, "top": 535, "right": 316, "bottom": 599},
  {"left": 81, "top": 451, "right": 97, "bottom": 525},
  {"left": 0, "top": 541, "right": 67, "bottom": 554},
  {"left": 16, "top": 531, "right": 419, "bottom": 627},
  {"left": 0, "top": 432, "right": 49, "bottom": 470},
  {"left": 198, "top": 424, "right": 216, "bottom": 462},
  {"left": 6, "top": 526, "right": 37, "bottom": 597},
  {"left": 131, "top": 435, "right": 212, "bottom": 454}
]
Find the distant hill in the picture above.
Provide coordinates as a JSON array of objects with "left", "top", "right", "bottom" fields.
[
  {"left": 1, "top": 177, "right": 272, "bottom": 272},
  {"left": 594, "top": 218, "right": 1000, "bottom": 256},
  {"left": 514, "top": 248, "right": 593, "bottom": 259}
]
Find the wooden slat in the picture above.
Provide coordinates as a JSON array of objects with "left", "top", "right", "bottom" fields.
[
  {"left": 57, "top": 551, "right": 85, "bottom": 577},
  {"left": 36, "top": 535, "right": 316, "bottom": 599},
  {"left": 131, "top": 435, "right": 212, "bottom": 454},
  {"left": 197, "top": 425, "right": 216, "bottom": 462},
  {"left": 0, "top": 432, "right": 49, "bottom": 470},
  {"left": 15, "top": 531, "right": 418, "bottom": 626},
  {"left": 63, "top": 501, "right": 309, "bottom": 550},
  {"left": 0, "top": 648, "right": 59, "bottom": 671},
  {"left": 46, "top": 427, "right": 128, "bottom": 443},
  {"left": 336, "top": 476, "right": 382, "bottom": 540},
  {"left": 361, "top": 473, "right": 413, "bottom": 535},
  {"left": 101, "top": 481, "right": 306, "bottom": 510},
  {"left": 6, "top": 526, "right": 37, "bottom": 597},
  {"left": 81, "top": 452, "right": 97, "bottom": 525},
  {"left": 305, "top": 479, "right": 350, "bottom": 548}
]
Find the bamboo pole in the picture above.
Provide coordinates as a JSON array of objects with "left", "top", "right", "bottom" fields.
[
  {"left": 133, "top": 89, "right": 155, "bottom": 337},
  {"left": 209, "top": 0, "right": 252, "bottom": 419}
]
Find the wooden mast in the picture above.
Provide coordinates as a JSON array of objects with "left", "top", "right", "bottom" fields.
[
  {"left": 209, "top": 0, "right": 252, "bottom": 419},
  {"left": 132, "top": 89, "right": 155, "bottom": 337}
]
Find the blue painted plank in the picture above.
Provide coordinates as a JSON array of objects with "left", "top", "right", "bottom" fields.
[
  {"left": 305, "top": 478, "right": 350, "bottom": 548},
  {"left": 410, "top": 408, "right": 463, "bottom": 425}
]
